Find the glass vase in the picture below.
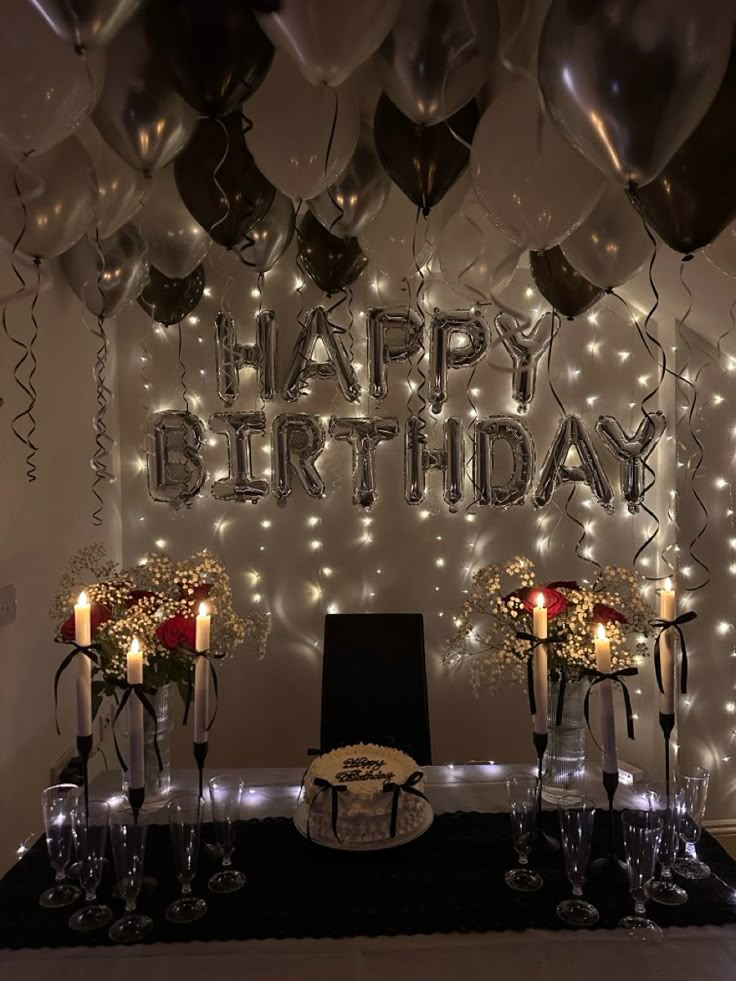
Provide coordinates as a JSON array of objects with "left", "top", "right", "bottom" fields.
[
  {"left": 121, "top": 683, "right": 174, "bottom": 802},
  {"left": 543, "top": 678, "right": 587, "bottom": 803}
]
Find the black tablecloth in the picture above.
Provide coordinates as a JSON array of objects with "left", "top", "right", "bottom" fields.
[{"left": 2, "top": 810, "right": 736, "bottom": 949}]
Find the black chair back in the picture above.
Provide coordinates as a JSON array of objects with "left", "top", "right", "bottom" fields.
[{"left": 320, "top": 613, "right": 432, "bottom": 765}]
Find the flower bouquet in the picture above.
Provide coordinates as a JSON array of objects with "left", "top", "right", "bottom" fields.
[{"left": 444, "top": 556, "right": 654, "bottom": 694}]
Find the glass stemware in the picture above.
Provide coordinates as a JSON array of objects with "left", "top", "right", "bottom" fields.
[
  {"left": 645, "top": 785, "right": 688, "bottom": 906},
  {"left": 39, "top": 784, "right": 82, "bottom": 909},
  {"left": 619, "top": 808, "right": 664, "bottom": 942},
  {"left": 166, "top": 795, "right": 208, "bottom": 923},
  {"left": 208, "top": 775, "right": 246, "bottom": 894},
  {"left": 556, "top": 795, "right": 599, "bottom": 926},
  {"left": 108, "top": 804, "right": 153, "bottom": 944},
  {"left": 505, "top": 774, "right": 543, "bottom": 892},
  {"left": 69, "top": 801, "right": 112, "bottom": 931},
  {"left": 675, "top": 766, "right": 711, "bottom": 880}
]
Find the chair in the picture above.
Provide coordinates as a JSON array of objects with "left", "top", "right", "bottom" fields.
[{"left": 318, "top": 613, "right": 432, "bottom": 765}]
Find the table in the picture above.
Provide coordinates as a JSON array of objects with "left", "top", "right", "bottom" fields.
[{"left": 3, "top": 764, "right": 736, "bottom": 981}]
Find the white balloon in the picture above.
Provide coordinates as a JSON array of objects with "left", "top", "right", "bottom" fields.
[
  {"left": 0, "top": 0, "right": 105, "bottom": 155},
  {"left": 470, "top": 80, "right": 603, "bottom": 250},
  {"left": 705, "top": 220, "right": 736, "bottom": 279},
  {"left": 77, "top": 121, "right": 146, "bottom": 239},
  {"left": 246, "top": 54, "right": 360, "bottom": 200},
  {"left": 136, "top": 165, "right": 209, "bottom": 280},
  {"left": 438, "top": 191, "right": 521, "bottom": 301},
  {"left": 359, "top": 183, "right": 440, "bottom": 277}
]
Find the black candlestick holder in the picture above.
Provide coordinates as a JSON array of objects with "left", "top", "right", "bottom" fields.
[
  {"left": 76, "top": 733, "right": 93, "bottom": 822},
  {"left": 660, "top": 711, "right": 675, "bottom": 801},
  {"left": 532, "top": 731, "right": 560, "bottom": 855},
  {"left": 591, "top": 768, "right": 627, "bottom": 882},
  {"left": 128, "top": 785, "right": 144, "bottom": 823},
  {"left": 193, "top": 740, "right": 209, "bottom": 800}
]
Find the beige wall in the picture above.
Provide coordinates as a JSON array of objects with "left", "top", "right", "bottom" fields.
[{"left": 0, "top": 258, "right": 121, "bottom": 872}]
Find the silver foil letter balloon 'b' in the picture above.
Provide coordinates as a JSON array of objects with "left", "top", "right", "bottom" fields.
[{"left": 147, "top": 410, "right": 206, "bottom": 508}]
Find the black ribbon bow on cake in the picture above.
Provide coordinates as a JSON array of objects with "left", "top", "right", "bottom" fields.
[
  {"left": 309, "top": 778, "right": 347, "bottom": 843},
  {"left": 383, "top": 771, "right": 429, "bottom": 838},
  {"left": 515, "top": 630, "right": 568, "bottom": 725}
]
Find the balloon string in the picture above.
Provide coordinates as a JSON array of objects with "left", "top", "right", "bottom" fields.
[
  {"left": 441, "top": 0, "right": 477, "bottom": 151},
  {"left": 177, "top": 322, "right": 190, "bottom": 413},
  {"left": 345, "top": 286, "right": 355, "bottom": 362},
  {"left": 23, "top": 259, "right": 41, "bottom": 482},
  {"left": 465, "top": 359, "right": 481, "bottom": 511},
  {"left": 411, "top": 208, "right": 428, "bottom": 439},
  {"left": 90, "top": 314, "right": 109, "bottom": 527},
  {"left": 140, "top": 312, "right": 153, "bottom": 423},
  {"left": 324, "top": 88, "right": 345, "bottom": 235},
  {"left": 256, "top": 271, "right": 264, "bottom": 317},
  {"left": 716, "top": 297, "right": 736, "bottom": 364},
  {"left": 566, "top": 485, "right": 602, "bottom": 579},
  {"left": 210, "top": 118, "right": 237, "bottom": 316},
  {"left": 498, "top": 0, "right": 539, "bottom": 90}
]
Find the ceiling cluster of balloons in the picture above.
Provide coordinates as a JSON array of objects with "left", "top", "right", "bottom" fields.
[{"left": 1, "top": 0, "right": 736, "bottom": 327}]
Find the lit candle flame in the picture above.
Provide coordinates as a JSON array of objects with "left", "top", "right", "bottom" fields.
[
  {"left": 665, "top": 577, "right": 673, "bottom": 592},
  {"left": 536, "top": 593, "right": 545, "bottom": 609},
  {"left": 131, "top": 637, "right": 140, "bottom": 655},
  {"left": 596, "top": 623, "right": 607, "bottom": 641},
  {"left": 198, "top": 602, "right": 209, "bottom": 617},
  {"left": 78, "top": 590, "right": 88, "bottom": 606}
]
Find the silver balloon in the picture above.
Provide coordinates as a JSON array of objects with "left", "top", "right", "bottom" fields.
[
  {"left": 282, "top": 305, "right": 361, "bottom": 403},
  {"left": 61, "top": 223, "right": 149, "bottom": 318},
  {"left": 533, "top": 414, "right": 614, "bottom": 511},
  {"left": 405, "top": 415, "right": 464, "bottom": 511},
  {"left": 78, "top": 122, "right": 146, "bottom": 238},
  {"left": 0, "top": 137, "right": 96, "bottom": 258},
  {"left": 137, "top": 164, "right": 209, "bottom": 279},
  {"left": 256, "top": 0, "right": 400, "bottom": 87},
  {"left": 596, "top": 413, "right": 666, "bottom": 514},
  {"left": 494, "top": 311, "right": 556, "bottom": 414},
  {"left": 272, "top": 413, "right": 326, "bottom": 505},
  {"left": 474, "top": 416, "right": 535, "bottom": 508},
  {"left": 147, "top": 410, "right": 206, "bottom": 508},
  {"left": 247, "top": 191, "right": 295, "bottom": 273},
  {"left": 429, "top": 308, "right": 490, "bottom": 414},
  {"left": 0, "top": 0, "right": 105, "bottom": 156},
  {"left": 538, "top": 0, "right": 733, "bottom": 186},
  {"left": 367, "top": 306, "right": 424, "bottom": 400},
  {"left": 560, "top": 185, "right": 651, "bottom": 289},
  {"left": 209, "top": 412, "right": 270, "bottom": 504},
  {"left": 93, "top": 19, "right": 197, "bottom": 174},
  {"left": 29, "top": 0, "right": 143, "bottom": 49},
  {"left": 329, "top": 416, "right": 400, "bottom": 510},
  {"left": 215, "top": 310, "right": 278, "bottom": 406},
  {"left": 377, "top": 0, "right": 500, "bottom": 125},
  {"left": 309, "top": 126, "right": 390, "bottom": 239}
]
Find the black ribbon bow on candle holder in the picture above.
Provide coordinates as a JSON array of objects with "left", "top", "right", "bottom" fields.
[
  {"left": 111, "top": 682, "right": 164, "bottom": 775},
  {"left": 515, "top": 631, "right": 568, "bottom": 725},
  {"left": 582, "top": 666, "right": 639, "bottom": 742},
  {"left": 650, "top": 611, "right": 697, "bottom": 697},
  {"left": 182, "top": 649, "right": 224, "bottom": 731},
  {"left": 383, "top": 771, "right": 429, "bottom": 838},
  {"left": 308, "top": 778, "right": 347, "bottom": 843},
  {"left": 53, "top": 644, "right": 100, "bottom": 734}
]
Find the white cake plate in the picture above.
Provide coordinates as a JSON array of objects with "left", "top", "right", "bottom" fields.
[{"left": 293, "top": 801, "right": 434, "bottom": 852}]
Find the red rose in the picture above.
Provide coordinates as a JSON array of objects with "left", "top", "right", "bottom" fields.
[
  {"left": 156, "top": 615, "right": 196, "bottom": 651},
  {"left": 127, "top": 590, "right": 159, "bottom": 609},
  {"left": 60, "top": 603, "right": 112, "bottom": 643},
  {"left": 593, "top": 603, "right": 628, "bottom": 625},
  {"left": 508, "top": 587, "right": 568, "bottom": 620}
]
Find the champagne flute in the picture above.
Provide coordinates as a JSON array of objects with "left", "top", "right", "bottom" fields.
[
  {"left": 505, "top": 774, "right": 543, "bottom": 892},
  {"left": 208, "top": 775, "right": 246, "bottom": 894},
  {"left": 645, "top": 784, "right": 688, "bottom": 906},
  {"left": 69, "top": 800, "right": 112, "bottom": 931},
  {"left": 675, "top": 766, "right": 711, "bottom": 880},
  {"left": 39, "top": 784, "right": 81, "bottom": 909},
  {"left": 556, "top": 795, "right": 599, "bottom": 926},
  {"left": 108, "top": 804, "right": 153, "bottom": 944},
  {"left": 166, "top": 795, "right": 208, "bottom": 923},
  {"left": 619, "top": 808, "right": 664, "bottom": 942}
]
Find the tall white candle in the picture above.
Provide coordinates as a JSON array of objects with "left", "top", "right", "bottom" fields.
[
  {"left": 659, "top": 578, "right": 677, "bottom": 716},
  {"left": 127, "top": 638, "right": 145, "bottom": 791},
  {"left": 193, "top": 603, "right": 211, "bottom": 745},
  {"left": 595, "top": 623, "right": 618, "bottom": 776},
  {"left": 532, "top": 593, "right": 548, "bottom": 736},
  {"left": 74, "top": 592, "right": 93, "bottom": 739}
]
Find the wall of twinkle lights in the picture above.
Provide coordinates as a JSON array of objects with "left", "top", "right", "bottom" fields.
[{"left": 114, "top": 238, "right": 696, "bottom": 796}]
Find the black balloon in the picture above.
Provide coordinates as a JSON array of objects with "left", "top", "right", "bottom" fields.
[
  {"left": 138, "top": 264, "right": 205, "bottom": 326},
  {"left": 174, "top": 114, "right": 275, "bottom": 249},
  {"left": 148, "top": 0, "right": 274, "bottom": 117},
  {"left": 529, "top": 247, "right": 603, "bottom": 319},
  {"left": 629, "top": 47, "right": 736, "bottom": 255},
  {"left": 373, "top": 94, "right": 479, "bottom": 215},
  {"left": 297, "top": 212, "right": 368, "bottom": 295}
]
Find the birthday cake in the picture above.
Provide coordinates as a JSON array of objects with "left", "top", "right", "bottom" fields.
[{"left": 296, "top": 743, "right": 433, "bottom": 847}]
